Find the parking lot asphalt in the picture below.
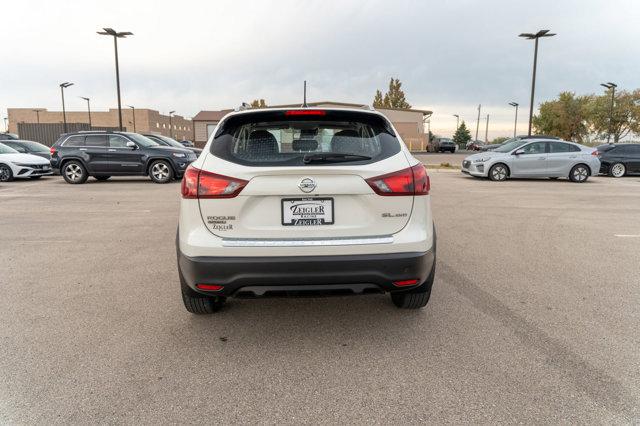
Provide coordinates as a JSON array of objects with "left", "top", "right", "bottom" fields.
[{"left": 1, "top": 172, "right": 639, "bottom": 424}]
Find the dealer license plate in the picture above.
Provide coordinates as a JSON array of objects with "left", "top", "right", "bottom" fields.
[{"left": 281, "top": 198, "right": 334, "bottom": 226}]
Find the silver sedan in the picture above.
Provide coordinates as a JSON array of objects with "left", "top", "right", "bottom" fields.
[{"left": 461, "top": 139, "right": 600, "bottom": 182}]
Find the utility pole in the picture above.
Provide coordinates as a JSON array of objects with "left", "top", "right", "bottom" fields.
[
  {"left": 169, "top": 110, "right": 175, "bottom": 138},
  {"left": 475, "top": 104, "right": 481, "bottom": 141},
  {"left": 453, "top": 114, "right": 460, "bottom": 131},
  {"left": 127, "top": 105, "right": 136, "bottom": 132},
  {"left": 509, "top": 102, "right": 519, "bottom": 138},
  {"left": 59, "top": 82, "right": 74, "bottom": 133},
  {"left": 519, "top": 30, "right": 556, "bottom": 136},
  {"left": 32, "top": 109, "right": 44, "bottom": 124},
  {"left": 98, "top": 28, "right": 133, "bottom": 131},
  {"left": 600, "top": 82, "right": 617, "bottom": 143},
  {"left": 485, "top": 114, "right": 490, "bottom": 142},
  {"left": 80, "top": 97, "right": 92, "bottom": 127}
]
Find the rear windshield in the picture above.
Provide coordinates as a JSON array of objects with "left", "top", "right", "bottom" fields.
[{"left": 210, "top": 110, "right": 401, "bottom": 166}]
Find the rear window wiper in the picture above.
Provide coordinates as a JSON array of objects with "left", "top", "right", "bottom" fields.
[{"left": 303, "top": 153, "right": 372, "bottom": 164}]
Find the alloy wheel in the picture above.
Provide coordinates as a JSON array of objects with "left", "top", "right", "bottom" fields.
[
  {"left": 151, "top": 162, "right": 170, "bottom": 181},
  {"left": 610, "top": 163, "right": 625, "bottom": 178},
  {"left": 490, "top": 165, "right": 507, "bottom": 181},
  {"left": 0, "top": 165, "right": 11, "bottom": 182},
  {"left": 65, "top": 164, "right": 84, "bottom": 182},
  {"left": 573, "top": 166, "right": 588, "bottom": 182}
]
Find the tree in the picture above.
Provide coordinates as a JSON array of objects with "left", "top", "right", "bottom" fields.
[
  {"left": 250, "top": 99, "right": 267, "bottom": 108},
  {"left": 588, "top": 89, "right": 640, "bottom": 143},
  {"left": 490, "top": 136, "right": 509, "bottom": 145},
  {"left": 372, "top": 78, "right": 412, "bottom": 109},
  {"left": 373, "top": 90, "right": 384, "bottom": 108},
  {"left": 532, "top": 92, "right": 592, "bottom": 142},
  {"left": 453, "top": 121, "right": 471, "bottom": 147}
]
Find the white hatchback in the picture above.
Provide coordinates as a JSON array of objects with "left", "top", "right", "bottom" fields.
[
  {"left": 176, "top": 108, "right": 436, "bottom": 313},
  {"left": 0, "top": 142, "right": 53, "bottom": 181}
]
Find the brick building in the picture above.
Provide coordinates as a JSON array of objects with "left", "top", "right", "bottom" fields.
[{"left": 7, "top": 108, "right": 193, "bottom": 141}]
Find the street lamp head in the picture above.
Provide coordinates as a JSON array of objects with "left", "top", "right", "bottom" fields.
[
  {"left": 60, "top": 82, "right": 73, "bottom": 88},
  {"left": 98, "top": 28, "right": 133, "bottom": 38},
  {"left": 601, "top": 82, "right": 617, "bottom": 89},
  {"left": 169, "top": 110, "right": 175, "bottom": 115},
  {"left": 509, "top": 102, "right": 519, "bottom": 107},
  {"left": 127, "top": 105, "right": 135, "bottom": 109},
  {"left": 79, "top": 96, "right": 90, "bottom": 101},
  {"left": 453, "top": 114, "right": 459, "bottom": 118},
  {"left": 607, "top": 82, "right": 617, "bottom": 88},
  {"left": 519, "top": 30, "right": 556, "bottom": 39}
]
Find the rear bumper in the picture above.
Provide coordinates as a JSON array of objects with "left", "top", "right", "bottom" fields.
[{"left": 178, "top": 248, "right": 436, "bottom": 298}]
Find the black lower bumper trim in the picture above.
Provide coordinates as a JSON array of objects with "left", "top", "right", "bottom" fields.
[{"left": 177, "top": 249, "right": 435, "bottom": 298}]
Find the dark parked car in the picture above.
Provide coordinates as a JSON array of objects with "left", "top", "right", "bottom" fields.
[
  {"left": 142, "top": 133, "right": 202, "bottom": 155},
  {"left": 0, "top": 133, "right": 19, "bottom": 140},
  {"left": 50, "top": 131, "right": 197, "bottom": 184},
  {"left": 1, "top": 140, "right": 52, "bottom": 160},
  {"left": 435, "top": 138, "right": 456, "bottom": 153},
  {"left": 179, "top": 140, "right": 195, "bottom": 148},
  {"left": 597, "top": 143, "right": 640, "bottom": 177}
]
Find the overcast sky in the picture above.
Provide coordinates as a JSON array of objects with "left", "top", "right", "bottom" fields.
[{"left": 1, "top": 0, "right": 639, "bottom": 138}]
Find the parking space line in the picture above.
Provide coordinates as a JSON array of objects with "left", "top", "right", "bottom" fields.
[{"left": 614, "top": 234, "right": 640, "bottom": 238}]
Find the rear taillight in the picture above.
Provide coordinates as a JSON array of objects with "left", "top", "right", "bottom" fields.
[
  {"left": 393, "top": 279, "right": 419, "bottom": 287},
  {"left": 366, "top": 164, "right": 430, "bottom": 196},
  {"left": 592, "top": 150, "right": 600, "bottom": 156},
  {"left": 181, "top": 166, "right": 248, "bottom": 199},
  {"left": 50, "top": 147, "right": 56, "bottom": 156},
  {"left": 196, "top": 284, "right": 223, "bottom": 291}
]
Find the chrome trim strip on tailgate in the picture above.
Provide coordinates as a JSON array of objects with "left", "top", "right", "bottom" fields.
[{"left": 222, "top": 235, "right": 394, "bottom": 247}]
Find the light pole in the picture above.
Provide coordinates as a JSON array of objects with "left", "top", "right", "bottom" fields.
[
  {"left": 97, "top": 28, "right": 133, "bottom": 131},
  {"left": 475, "top": 104, "right": 481, "bottom": 141},
  {"left": 3, "top": 117, "right": 7, "bottom": 132},
  {"left": 485, "top": 114, "right": 490, "bottom": 142},
  {"left": 600, "top": 82, "right": 617, "bottom": 143},
  {"left": 32, "top": 109, "right": 44, "bottom": 124},
  {"left": 59, "top": 82, "right": 73, "bottom": 133},
  {"left": 169, "top": 110, "right": 175, "bottom": 138},
  {"left": 519, "top": 29, "right": 556, "bottom": 136},
  {"left": 80, "top": 97, "right": 92, "bottom": 127},
  {"left": 509, "top": 102, "right": 519, "bottom": 138},
  {"left": 453, "top": 114, "right": 460, "bottom": 131},
  {"left": 127, "top": 105, "right": 136, "bottom": 132}
]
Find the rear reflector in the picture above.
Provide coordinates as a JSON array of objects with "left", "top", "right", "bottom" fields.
[
  {"left": 591, "top": 150, "right": 600, "bottom": 156},
  {"left": 393, "top": 279, "right": 419, "bottom": 287},
  {"left": 366, "top": 164, "right": 430, "bottom": 196},
  {"left": 284, "top": 110, "right": 326, "bottom": 116},
  {"left": 196, "top": 284, "right": 224, "bottom": 291},
  {"left": 181, "top": 166, "right": 248, "bottom": 199}
]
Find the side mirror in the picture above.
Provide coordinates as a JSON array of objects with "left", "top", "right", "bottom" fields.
[
  {"left": 513, "top": 148, "right": 525, "bottom": 155},
  {"left": 126, "top": 141, "right": 137, "bottom": 149}
]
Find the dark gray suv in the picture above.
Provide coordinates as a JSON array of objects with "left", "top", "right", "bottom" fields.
[{"left": 50, "top": 131, "right": 197, "bottom": 184}]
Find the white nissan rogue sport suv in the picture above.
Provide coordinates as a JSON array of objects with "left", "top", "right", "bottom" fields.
[{"left": 177, "top": 108, "right": 436, "bottom": 314}]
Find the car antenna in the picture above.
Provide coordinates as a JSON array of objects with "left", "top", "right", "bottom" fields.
[{"left": 302, "top": 80, "right": 308, "bottom": 107}]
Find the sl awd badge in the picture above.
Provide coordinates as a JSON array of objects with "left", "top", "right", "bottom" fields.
[{"left": 298, "top": 177, "right": 316, "bottom": 193}]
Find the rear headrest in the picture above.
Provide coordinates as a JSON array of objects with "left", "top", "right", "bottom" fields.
[
  {"left": 330, "top": 130, "right": 360, "bottom": 153},
  {"left": 246, "top": 130, "right": 278, "bottom": 157},
  {"left": 292, "top": 139, "right": 318, "bottom": 152}
]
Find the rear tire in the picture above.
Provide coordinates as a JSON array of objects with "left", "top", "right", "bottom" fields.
[
  {"left": 609, "top": 162, "right": 626, "bottom": 178},
  {"left": 180, "top": 272, "right": 225, "bottom": 314},
  {"left": 569, "top": 164, "right": 589, "bottom": 183},
  {"left": 94, "top": 176, "right": 110, "bottom": 181},
  {"left": 149, "top": 160, "right": 174, "bottom": 184},
  {"left": 0, "top": 164, "right": 13, "bottom": 182},
  {"left": 390, "top": 261, "right": 436, "bottom": 309},
  {"left": 62, "top": 161, "right": 88, "bottom": 184}
]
